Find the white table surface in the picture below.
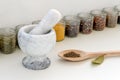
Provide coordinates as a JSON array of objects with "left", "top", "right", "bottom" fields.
[{"left": 0, "top": 25, "right": 120, "bottom": 80}]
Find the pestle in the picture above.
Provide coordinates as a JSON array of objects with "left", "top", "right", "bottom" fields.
[{"left": 29, "top": 9, "right": 62, "bottom": 35}]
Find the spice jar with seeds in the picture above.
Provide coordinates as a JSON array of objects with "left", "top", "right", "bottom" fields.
[
  {"left": 32, "top": 20, "right": 41, "bottom": 24},
  {"left": 54, "top": 20, "right": 65, "bottom": 42},
  {"left": 103, "top": 7, "right": 118, "bottom": 28},
  {"left": 64, "top": 15, "right": 80, "bottom": 37},
  {"left": 0, "top": 28, "right": 16, "bottom": 54},
  {"left": 91, "top": 10, "right": 106, "bottom": 31},
  {"left": 78, "top": 13, "right": 93, "bottom": 34},
  {"left": 114, "top": 5, "right": 120, "bottom": 24}
]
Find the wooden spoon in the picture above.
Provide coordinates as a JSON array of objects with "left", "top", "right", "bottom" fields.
[{"left": 58, "top": 49, "right": 120, "bottom": 62}]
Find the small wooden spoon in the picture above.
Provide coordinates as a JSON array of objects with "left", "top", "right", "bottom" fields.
[{"left": 58, "top": 49, "right": 120, "bottom": 62}]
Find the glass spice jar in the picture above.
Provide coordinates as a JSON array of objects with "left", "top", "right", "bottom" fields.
[
  {"left": 54, "top": 20, "right": 65, "bottom": 42},
  {"left": 64, "top": 15, "right": 80, "bottom": 37},
  {"left": 91, "top": 10, "right": 106, "bottom": 31},
  {"left": 78, "top": 13, "right": 93, "bottom": 34},
  {"left": 103, "top": 7, "right": 118, "bottom": 28},
  {"left": 114, "top": 5, "right": 120, "bottom": 24},
  {"left": 0, "top": 28, "right": 16, "bottom": 54}
]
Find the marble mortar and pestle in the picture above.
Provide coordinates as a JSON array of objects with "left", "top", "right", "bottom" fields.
[{"left": 18, "top": 9, "right": 62, "bottom": 70}]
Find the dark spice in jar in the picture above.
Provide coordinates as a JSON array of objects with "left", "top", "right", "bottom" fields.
[
  {"left": 64, "top": 52, "right": 80, "bottom": 58},
  {"left": 64, "top": 15, "right": 80, "bottom": 37},
  {"left": 103, "top": 7, "right": 118, "bottom": 28},
  {"left": 114, "top": 5, "right": 120, "bottom": 24},
  {"left": 118, "top": 16, "right": 120, "bottom": 24},
  {"left": 78, "top": 13, "right": 93, "bottom": 34},
  {"left": 91, "top": 10, "right": 106, "bottom": 31}
]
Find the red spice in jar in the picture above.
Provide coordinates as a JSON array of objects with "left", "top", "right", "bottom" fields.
[{"left": 91, "top": 10, "right": 106, "bottom": 31}]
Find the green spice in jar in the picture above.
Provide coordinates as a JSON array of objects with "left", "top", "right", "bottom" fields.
[
  {"left": 78, "top": 13, "right": 93, "bottom": 34},
  {"left": 103, "top": 7, "right": 118, "bottom": 28},
  {"left": 91, "top": 10, "right": 106, "bottom": 31},
  {"left": 64, "top": 15, "right": 80, "bottom": 37},
  {"left": 114, "top": 5, "right": 120, "bottom": 24},
  {"left": 0, "top": 28, "right": 16, "bottom": 54}
]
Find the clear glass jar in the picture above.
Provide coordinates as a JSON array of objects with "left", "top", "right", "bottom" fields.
[
  {"left": 54, "top": 20, "right": 65, "bottom": 42},
  {"left": 78, "top": 13, "right": 93, "bottom": 34},
  {"left": 0, "top": 28, "right": 16, "bottom": 54},
  {"left": 64, "top": 15, "right": 80, "bottom": 37},
  {"left": 91, "top": 10, "right": 106, "bottom": 31},
  {"left": 114, "top": 5, "right": 120, "bottom": 24},
  {"left": 103, "top": 7, "right": 118, "bottom": 28}
]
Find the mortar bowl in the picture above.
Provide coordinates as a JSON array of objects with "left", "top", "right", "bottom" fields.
[{"left": 18, "top": 25, "right": 56, "bottom": 70}]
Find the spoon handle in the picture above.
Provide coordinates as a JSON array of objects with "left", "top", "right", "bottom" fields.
[{"left": 88, "top": 50, "right": 120, "bottom": 58}]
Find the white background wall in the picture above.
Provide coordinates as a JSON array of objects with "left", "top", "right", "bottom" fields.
[{"left": 0, "top": 0, "right": 119, "bottom": 27}]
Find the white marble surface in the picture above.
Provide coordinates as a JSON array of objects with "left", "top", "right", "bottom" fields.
[{"left": 0, "top": 25, "right": 120, "bottom": 80}]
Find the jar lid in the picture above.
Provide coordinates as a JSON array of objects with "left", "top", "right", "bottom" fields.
[
  {"left": 64, "top": 15, "right": 80, "bottom": 21},
  {"left": 58, "top": 19, "right": 65, "bottom": 26},
  {"left": 103, "top": 7, "right": 118, "bottom": 14},
  {"left": 91, "top": 10, "right": 106, "bottom": 16},
  {"left": 0, "top": 27, "right": 16, "bottom": 37},
  {"left": 78, "top": 13, "right": 93, "bottom": 19},
  {"left": 115, "top": 5, "right": 120, "bottom": 11},
  {"left": 63, "top": 15, "right": 80, "bottom": 25}
]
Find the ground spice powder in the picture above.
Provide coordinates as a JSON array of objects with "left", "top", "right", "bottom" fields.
[
  {"left": 64, "top": 52, "right": 80, "bottom": 58},
  {"left": 54, "top": 22, "right": 65, "bottom": 42}
]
